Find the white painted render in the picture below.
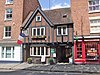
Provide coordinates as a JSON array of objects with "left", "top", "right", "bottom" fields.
[{"left": 0, "top": 46, "right": 22, "bottom": 62}]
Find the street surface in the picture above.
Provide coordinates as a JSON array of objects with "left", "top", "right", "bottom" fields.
[{"left": 0, "top": 70, "right": 99, "bottom": 75}]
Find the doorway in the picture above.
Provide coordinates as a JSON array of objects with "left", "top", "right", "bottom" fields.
[{"left": 56, "top": 47, "right": 67, "bottom": 63}]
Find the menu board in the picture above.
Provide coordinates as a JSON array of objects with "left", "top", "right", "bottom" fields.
[{"left": 87, "top": 48, "right": 97, "bottom": 56}]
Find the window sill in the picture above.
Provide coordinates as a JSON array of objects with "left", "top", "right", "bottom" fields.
[
  {"left": 4, "top": 19, "right": 12, "bottom": 22},
  {"left": 5, "top": 3, "right": 13, "bottom": 5},
  {"left": 57, "top": 35, "right": 68, "bottom": 37},
  {"left": 30, "top": 55, "right": 50, "bottom": 57},
  {"left": 3, "top": 37, "right": 11, "bottom": 39},
  {"left": 89, "top": 10, "right": 100, "bottom": 14},
  {"left": 31, "top": 35, "right": 46, "bottom": 39}
]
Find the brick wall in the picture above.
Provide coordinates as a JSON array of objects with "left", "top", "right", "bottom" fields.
[
  {"left": 71, "top": 0, "right": 90, "bottom": 36},
  {"left": 0, "top": 0, "right": 40, "bottom": 41}
]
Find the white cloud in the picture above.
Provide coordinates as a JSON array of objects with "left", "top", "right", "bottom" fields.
[
  {"left": 50, "top": 3, "right": 70, "bottom": 9},
  {"left": 42, "top": 2, "right": 70, "bottom": 10},
  {"left": 42, "top": 7, "right": 49, "bottom": 10}
]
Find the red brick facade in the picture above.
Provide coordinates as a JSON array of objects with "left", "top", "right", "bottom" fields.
[
  {"left": 0, "top": 0, "right": 40, "bottom": 41},
  {"left": 71, "top": 0, "right": 90, "bottom": 36},
  {"left": 71, "top": 0, "right": 100, "bottom": 64}
]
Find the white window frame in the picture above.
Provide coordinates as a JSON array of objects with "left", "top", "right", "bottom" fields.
[
  {"left": 6, "top": 0, "right": 13, "bottom": 4},
  {"left": 36, "top": 16, "right": 41, "bottom": 22},
  {"left": 32, "top": 27, "right": 45, "bottom": 36},
  {"left": 1, "top": 46, "right": 14, "bottom": 59},
  {"left": 57, "top": 26, "right": 68, "bottom": 35},
  {"left": 88, "top": 0, "right": 100, "bottom": 13},
  {"left": 89, "top": 17, "right": 100, "bottom": 33},
  {"left": 3, "top": 26, "right": 11, "bottom": 39},
  {"left": 5, "top": 8, "right": 12, "bottom": 21},
  {"left": 30, "top": 47, "right": 50, "bottom": 57}
]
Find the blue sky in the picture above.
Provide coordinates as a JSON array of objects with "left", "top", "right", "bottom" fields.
[{"left": 38, "top": 0, "right": 70, "bottom": 10}]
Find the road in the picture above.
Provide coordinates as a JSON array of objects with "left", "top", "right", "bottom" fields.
[{"left": 0, "top": 70, "right": 99, "bottom": 75}]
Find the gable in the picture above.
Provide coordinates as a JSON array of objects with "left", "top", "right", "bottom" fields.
[{"left": 22, "top": 7, "right": 54, "bottom": 30}]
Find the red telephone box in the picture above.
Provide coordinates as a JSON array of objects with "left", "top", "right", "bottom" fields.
[{"left": 74, "top": 37, "right": 100, "bottom": 64}]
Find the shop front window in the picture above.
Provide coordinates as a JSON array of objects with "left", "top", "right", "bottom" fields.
[{"left": 85, "top": 42, "right": 98, "bottom": 60}]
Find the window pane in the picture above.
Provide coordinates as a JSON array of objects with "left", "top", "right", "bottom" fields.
[
  {"left": 46, "top": 47, "right": 48, "bottom": 55},
  {"left": 41, "top": 28, "right": 44, "bottom": 35},
  {"left": 12, "top": 47, "right": 14, "bottom": 58},
  {"left": 6, "top": 47, "right": 11, "bottom": 58},
  {"left": 37, "top": 47, "right": 40, "bottom": 55},
  {"left": 41, "top": 47, "right": 44, "bottom": 55},
  {"left": 37, "top": 28, "right": 40, "bottom": 35},
  {"left": 2, "top": 47, "right": 4, "bottom": 58},
  {"left": 58, "top": 27, "right": 61, "bottom": 35},
  {"left": 7, "top": 0, "right": 13, "bottom": 3},
  {"left": 34, "top": 47, "right": 36, "bottom": 55},
  {"left": 63, "top": 27, "right": 66, "bottom": 35},
  {"left": 5, "top": 26, "right": 11, "bottom": 37},
  {"left": 33, "top": 29, "right": 36, "bottom": 36},
  {"left": 6, "top": 8, "right": 12, "bottom": 20}
]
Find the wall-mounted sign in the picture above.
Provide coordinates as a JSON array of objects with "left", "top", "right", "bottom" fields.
[{"left": 51, "top": 48, "right": 55, "bottom": 54}]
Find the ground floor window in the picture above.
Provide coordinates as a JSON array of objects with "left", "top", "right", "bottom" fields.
[
  {"left": 85, "top": 42, "right": 98, "bottom": 60},
  {"left": 1, "top": 46, "right": 14, "bottom": 58},
  {"left": 30, "top": 47, "right": 50, "bottom": 56}
]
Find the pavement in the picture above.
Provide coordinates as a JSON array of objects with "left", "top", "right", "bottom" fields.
[{"left": 0, "top": 62, "right": 100, "bottom": 74}]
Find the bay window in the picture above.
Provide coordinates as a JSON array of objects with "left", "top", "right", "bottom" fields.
[{"left": 30, "top": 47, "right": 50, "bottom": 56}]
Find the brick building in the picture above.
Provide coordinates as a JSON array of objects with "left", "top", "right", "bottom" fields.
[
  {"left": 0, "top": 0, "right": 40, "bottom": 63},
  {"left": 71, "top": 0, "right": 100, "bottom": 64}
]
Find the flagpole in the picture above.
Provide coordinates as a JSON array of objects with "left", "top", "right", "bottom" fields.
[{"left": 49, "top": 0, "right": 50, "bottom": 10}]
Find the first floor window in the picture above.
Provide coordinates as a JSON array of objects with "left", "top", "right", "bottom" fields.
[
  {"left": 32, "top": 27, "right": 45, "bottom": 36},
  {"left": 5, "top": 8, "right": 12, "bottom": 20},
  {"left": 88, "top": 0, "right": 100, "bottom": 12},
  {"left": 6, "top": 0, "right": 13, "bottom": 4},
  {"left": 57, "top": 26, "right": 67, "bottom": 35},
  {"left": 4, "top": 26, "right": 11, "bottom": 38},
  {"left": 30, "top": 47, "right": 50, "bottom": 56},
  {"left": 1, "top": 46, "right": 14, "bottom": 58}
]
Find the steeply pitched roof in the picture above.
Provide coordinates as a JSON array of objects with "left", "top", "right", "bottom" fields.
[
  {"left": 23, "top": 0, "right": 41, "bottom": 21},
  {"left": 44, "top": 8, "right": 73, "bottom": 25},
  {"left": 22, "top": 7, "right": 73, "bottom": 30},
  {"left": 22, "top": 7, "right": 53, "bottom": 30}
]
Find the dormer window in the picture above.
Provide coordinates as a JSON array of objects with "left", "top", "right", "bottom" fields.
[
  {"left": 6, "top": 0, "right": 13, "bottom": 4},
  {"left": 36, "top": 16, "right": 41, "bottom": 22},
  {"left": 63, "top": 14, "right": 67, "bottom": 18}
]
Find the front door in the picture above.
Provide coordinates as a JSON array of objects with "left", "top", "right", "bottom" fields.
[{"left": 56, "top": 47, "right": 66, "bottom": 63}]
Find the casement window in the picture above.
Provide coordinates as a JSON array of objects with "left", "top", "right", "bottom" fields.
[
  {"left": 4, "top": 26, "right": 11, "bottom": 38},
  {"left": 30, "top": 47, "right": 50, "bottom": 56},
  {"left": 57, "top": 26, "right": 67, "bottom": 35},
  {"left": 36, "top": 16, "right": 41, "bottom": 22},
  {"left": 1, "top": 46, "right": 14, "bottom": 58},
  {"left": 5, "top": 8, "right": 12, "bottom": 20},
  {"left": 6, "top": 0, "right": 13, "bottom": 4},
  {"left": 88, "top": 0, "right": 100, "bottom": 12},
  {"left": 32, "top": 27, "right": 45, "bottom": 36}
]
